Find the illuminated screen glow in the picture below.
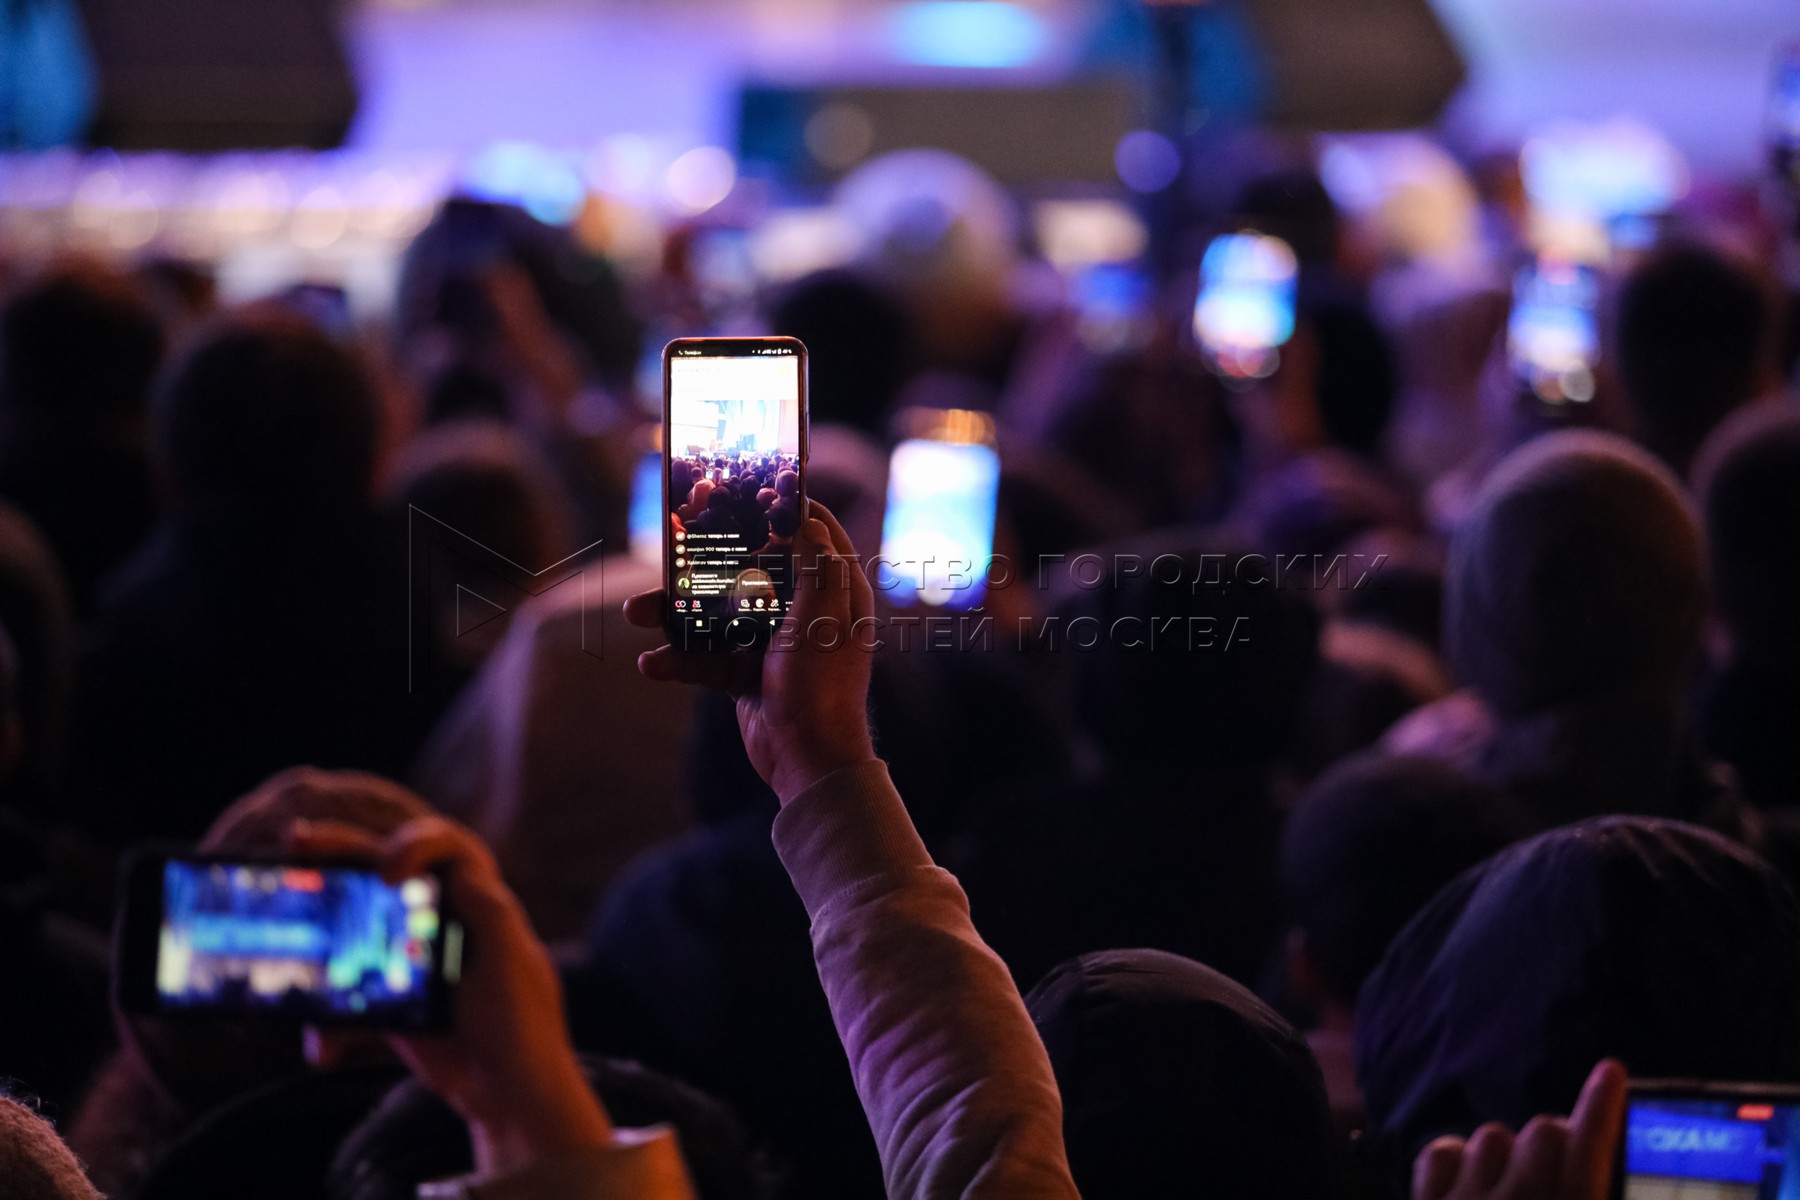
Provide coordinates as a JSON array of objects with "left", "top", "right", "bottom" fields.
[
  {"left": 878, "top": 439, "right": 1001, "bottom": 610},
  {"left": 667, "top": 348, "right": 803, "bottom": 632},
  {"left": 1625, "top": 1094, "right": 1800, "bottom": 1197},
  {"left": 631, "top": 450, "right": 664, "bottom": 565},
  {"left": 890, "top": 2, "right": 1048, "bottom": 69},
  {"left": 1508, "top": 260, "right": 1600, "bottom": 403},
  {"left": 157, "top": 861, "right": 440, "bottom": 1020},
  {"left": 1193, "top": 233, "right": 1298, "bottom": 378}
]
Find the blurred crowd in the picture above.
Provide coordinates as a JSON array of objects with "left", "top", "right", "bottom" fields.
[{"left": 1, "top": 122, "right": 1799, "bottom": 1200}]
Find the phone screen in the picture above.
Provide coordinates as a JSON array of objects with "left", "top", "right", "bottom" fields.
[
  {"left": 664, "top": 339, "right": 806, "bottom": 643},
  {"left": 1193, "top": 232, "right": 1298, "bottom": 380},
  {"left": 1508, "top": 258, "right": 1600, "bottom": 405},
  {"left": 1772, "top": 45, "right": 1800, "bottom": 191},
  {"left": 878, "top": 429, "right": 1001, "bottom": 611},
  {"left": 148, "top": 858, "right": 455, "bottom": 1027},
  {"left": 1623, "top": 1086, "right": 1800, "bottom": 1197}
]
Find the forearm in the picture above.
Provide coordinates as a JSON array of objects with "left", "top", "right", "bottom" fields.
[{"left": 773, "top": 761, "right": 1078, "bottom": 1200}]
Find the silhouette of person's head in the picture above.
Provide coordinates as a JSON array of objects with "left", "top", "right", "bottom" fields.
[
  {"left": 0, "top": 261, "right": 163, "bottom": 426},
  {"left": 1695, "top": 404, "right": 1800, "bottom": 666},
  {"left": 0, "top": 1096, "right": 100, "bottom": 1200},
  {"left": 1617, "top": 240, "right": 1779, "bottom": 475},
  {"left": 1281, "top": 752, "right": 1517, "bottom": 1016},
  {"left": 1358, "top": 816, "right": 1800, "bottom": 1188},
  {"left": 1445, "top": 430, "right": 1703, "bottom": 718},
  {"left": 1029, "top": 949, "right": 1340, "bottom": 1200},
  {"left": 769, "top": 270, "right": 912, "bottom": 436},
  {"left": 1234, "top": 169, "right": 1342, "bottom": 269},
  {"left": 153, "top": 310, "right": 379, "bottom": 522}
]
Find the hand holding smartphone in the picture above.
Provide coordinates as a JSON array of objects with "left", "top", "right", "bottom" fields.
[
  {"left": 663, "top": 337, "right": 809, "bottom": 650},
  {"left": 1413, "top": 1060, "right": 1626, "bottom": 1200},
  {"left": 627, "top": 500, "right": 878, "bottom": 804}
]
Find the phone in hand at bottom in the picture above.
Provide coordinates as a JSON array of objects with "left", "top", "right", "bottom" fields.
[
  {"left": 116, "top": 852, "right": 460, "bottom": 1031},
  {"left": 1618, "top": 1080, "right": 1800, "bottom": 1198}
]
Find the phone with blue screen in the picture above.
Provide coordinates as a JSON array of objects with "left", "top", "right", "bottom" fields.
[
  {"left": 1771, "top": 45, "right": 1800, "bottom": 215},
  {"left": 1509, "top": 258, "right": 1601, "bottom": 406},
  {"left": 631, "top": 447, "right": 665, "bottom": 565},
  {"left": 116, "top": 852, "right": 460, "bottom": 1030},
  {"left": 1618, "top": 1081, "right": 1800, "bottom": 1199},
  {"left": 1072, "top": 262, "right": 1152, "bottom": 353},
  {"left": 878, "top": 409, "right": 1001, "bottom": 611},
  {"left": 1193, "top": 232, "right": 1298, "bottom": 381}
]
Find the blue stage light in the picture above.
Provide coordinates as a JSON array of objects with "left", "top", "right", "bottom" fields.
[{"left": 891, "top": 2, "right": 1048, "bottom": 70}]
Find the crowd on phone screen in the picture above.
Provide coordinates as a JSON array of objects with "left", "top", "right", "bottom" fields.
[
  {"left": 670, "top": 454, "right": 803, "bottom": 553},
  {"left": 0, "top": 126, "right": 1798, "bottom": 1200}
]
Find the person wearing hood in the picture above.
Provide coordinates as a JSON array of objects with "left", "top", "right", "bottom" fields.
[
  {"left": 1385, "top": 429, "right": 1734, "bottom": 832},
  {"left": 1027, "top": 948, "right": 1342, "bottom": 1198},
  {"left": 1357, "top": 816, "right": 1800, "bottom": 1196}
]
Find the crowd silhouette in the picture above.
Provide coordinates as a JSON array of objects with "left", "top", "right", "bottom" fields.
[{"left": 0, "top": 122, "right": 1798, "bottom": 1200}]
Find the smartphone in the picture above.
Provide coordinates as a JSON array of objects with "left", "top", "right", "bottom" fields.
[
  {"left": 1072, "top": 262, "right": 1153, "bottom": 353},
  {"left": 663, "top": 337, "right": 808, "bottom": 648},
  {"left": 276, "top": 282, "right": 355, "bottom": 342},
  {"left": 1193, "top": 231, "right": 1299, "bottom": 381},
  {"left": 630, "top": 446, "right": 665, "bottom": 566},
  {"left": 1771, "top": 44, "right": 1800, "bottom": 199},
  {"left": 116, "top": 852, "right": 460, "bottom": 1031},
  {"left": 689, "top": 227, "right": 759, "bottom": 315},
  {"left": 1508, "top": 257, "right": 1601, "bottom": 405},
  {"left": 878, "top": 409, "right": 1001, "bottom": 611},
  {"left": 1617, "top": 1079, "right": 1800, "bottom": 1197}
]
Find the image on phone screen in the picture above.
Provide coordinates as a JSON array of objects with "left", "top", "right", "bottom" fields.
[
  {"left": 665, "top": 339, "right": 806, "bottom": 642},
  {"left": 878, "top": 431, "right": 1002, "bottom": 611},
  {"left": 1193, "top": 231, "right": 1299, "bottom": 381},
  {"left": 1772, "top": 45, "right": 1800, "bottom": 190},
  {"left": 1623, "top": 1086, "right": 1800, "bottom": 1198},
  {"left": 146, "top": 858, "right": 453, "bottom": 1026},
  {"left": 1508, "top": 258, "right": 1600, "bottom": 405}
]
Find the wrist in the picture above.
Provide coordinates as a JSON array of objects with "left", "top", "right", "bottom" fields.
[
  {"left": 467, "top": 1064, "right": 614, "bottom": 1175},
  {"left": 771, "top": 742, "right": 878, "bottom": 806}
]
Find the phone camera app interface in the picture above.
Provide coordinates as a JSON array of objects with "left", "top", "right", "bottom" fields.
[{"left": 668, "top": 348, "right": 802, "bottom": 632}]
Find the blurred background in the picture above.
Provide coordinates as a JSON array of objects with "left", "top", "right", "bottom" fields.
[{"left": 2, "top": 0, "right": 1792, "bottom": 325}]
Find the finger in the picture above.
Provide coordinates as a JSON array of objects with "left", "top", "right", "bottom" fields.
[
  {"left": 284, "top": 818, "right": 385, "bottom": 861},
  {"left": 1565, "top": 1060, "right": 1628, "bottom": 1200},
  {"left": 808, "top": 500, "right": 873, "bottom": 615},
  {"left": 637, "top": 645, "right": 735, "bottom": 689},
  {"left": 1503, "top": 1116, "right": 1569, "bottom": 1197},
  {"left": 623, "top": 590, "right": 665, "bottom": 629},
  {"left": 789, "top": 518, "right": 852, "bottom": 637},
  {"left": 378, "top": 816, "right": 498, "bottom": 887},
  {"left": 1463, "top": 1123, "right": 1516, "bottom": 1194},
  {"left": 377, "top": 818, "right": 521, "bottom": 931},
  {"left": 1413, "top": 1138, "right": 1464, "bottom": 1200}
]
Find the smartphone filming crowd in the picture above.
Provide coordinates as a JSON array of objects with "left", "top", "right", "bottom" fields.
[{"left": 1, "top": 135, "right": 1799, "bottom": 1200}]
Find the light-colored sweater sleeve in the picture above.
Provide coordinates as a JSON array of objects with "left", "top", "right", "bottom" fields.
[
  {"left": 771, "top": 760, "right": 1080, "bottom": 1200},
  {"left": 416, "top": 1126, "right": 696, "bottom": 1200}
]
